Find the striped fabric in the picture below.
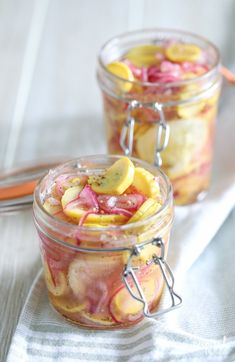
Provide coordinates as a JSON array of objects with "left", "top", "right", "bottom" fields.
[{"left": 6, "top": 269, "right": 235, "bottom": 362}]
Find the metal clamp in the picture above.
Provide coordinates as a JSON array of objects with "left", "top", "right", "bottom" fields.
[
  {"left": 119, "top": 100, "right": 170, "bottom": 167},
  {"left": 122, "top": 237, "right": 182, "bottom": 318}
]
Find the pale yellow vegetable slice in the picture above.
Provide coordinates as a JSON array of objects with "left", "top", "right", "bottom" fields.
[
  {"left": 43, "top": 261, "right": 68, "bottom": 297},
  {"left": 136, "top": 119, "right": 208, "bottom": 178},
  {"left": 43, "top": 198, "right": 62, "bottom": 215},
  {"left": 80, "top": 311, "right": 114, "bottom": 326},
  {"left": 61, "top": 185, "right": 85, "bottom": 221},
  {"left": 89, "top": 157, "right": 135, "bottom": 195},
  {"left": 106, "top": 61, "right": 134, "bottom": 92},
  {"left": 135, "top": 125, "right": 156, "bottom": 164},
  {"left": 64, "top": 210, "right": 127, "bottom": 224},
  {"left": 110, "top": 277, "right": 157, "bottom": 322},
  {"left": 165, "top": 43, "right": 201, "bottom": 62},
  {"left": 61, "top": 186, "right": 83, "bottom": 209},
  {"left": 177, "top": 101, "right": 205, "bottom": 118},
  {"left": 83, "top": 214, "right": 127, "bottom": 225},
  {"left": 127, "top": 198, "right": 162, "bottom": 224},
  {"left": 68, "top": 254, "right": 122, "bottom": 297},
  {"left": 125, "top": 44, "right": 163, "bottom": 67},
  {"left": 132, "top": 167, "right": 160, "bottom": 198},
  {"left": 52, "top": 298, "right": 87, "bottom": 314}
]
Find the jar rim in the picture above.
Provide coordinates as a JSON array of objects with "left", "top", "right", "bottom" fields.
[
  {"left": 98, "top": 27, "right": 221, "bottom": 89},
  {"left": 34, "top": 155, "right": 172, "bottom": 237}
]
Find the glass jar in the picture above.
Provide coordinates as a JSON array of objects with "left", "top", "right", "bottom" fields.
[
  {"left": 97, "top": 29, "right": 222, "bottom": 205},
  {"left": 33, "top": 155, "right": 181, "bottom": 330}
]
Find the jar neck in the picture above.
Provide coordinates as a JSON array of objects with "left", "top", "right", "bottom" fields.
[
  {"left": 97, "top": 66, "right": 222, "bottom": 106},
  {"left": 33, "top": 155, "right": 173, "bottom": 251},
  {"left": 97, "top": 28, "right": 221, "bottom": 106},
  {"left": 34, "top": 202, "right": 173, "bottom": 252}
]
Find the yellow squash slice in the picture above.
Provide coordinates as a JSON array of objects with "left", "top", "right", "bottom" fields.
[
  {"left": 165, "top": 43, "right": 202, "bottom": 62},
  {"left": 132, "top": 167, "right": 160, "bottom": 198},
  {"left": 83, "top": 214, "right": 127, "bottom": 225},
  {"left": 61, "top": 186, "right": 83, "bottom": 209},
  {"left": 43, "top": 261, "right": 68, "bottom": 297},
  {"left": 80, "top": 311, "right": 114, "bottom": 326},
  {"left": 110, "top": 277, "right": 157, "bottom": 322},
  {"left": 43, "top": 198, "right": 62, "bottom": 215},
  {"left": 136, "top": 119, "right": 208, "bottom": 179},
  {"left": 89, "top": 157, "right": 135, "bottom": 195},
  {"left": 127, "top": 198, "right": 162, "bottom": 224},
  {"left": 125, "top": 44, "right": 163, "bottom": 67},
  {"left": 52, "top": 298, "right": 87, "bottom": 314},
  {"left": 106, "top": 61, "right": 134, "bottom": 92}
]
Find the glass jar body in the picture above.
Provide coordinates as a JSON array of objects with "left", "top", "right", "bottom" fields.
[
  {"left": 98, "top": 29, "right": 222, "bottom": 205},
  {"left": 33, "top": 155, "right": 173, "bottom": 329}
]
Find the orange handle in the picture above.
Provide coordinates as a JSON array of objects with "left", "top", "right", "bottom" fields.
[
  {"left": 221, "top": 66, "right": 235, "bottom": 85},
  {"left": 0, "top": 180, "right": 38, "bottom": 201}
]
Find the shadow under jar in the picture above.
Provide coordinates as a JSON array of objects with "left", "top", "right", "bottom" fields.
[
  {"left": 33, "top": 155, "right": 181, "bottom": 330},
  {"left": 97, "top": 29, "right": 222, "bottom": 205}
]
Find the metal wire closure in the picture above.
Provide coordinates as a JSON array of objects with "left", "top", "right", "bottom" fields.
[
  {"left": 119, "top": 100, "right": 170, "bottom": 167},
  {"left": 123, "top": 237, "right": 182, "bottom": 318}
]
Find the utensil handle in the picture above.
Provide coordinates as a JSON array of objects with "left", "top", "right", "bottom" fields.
[
  {"left": 221, "top": 66, "right": 235, "bottom": 85},
  {"left": 0, "top": 180, "right": 37, "bottom": 201}
]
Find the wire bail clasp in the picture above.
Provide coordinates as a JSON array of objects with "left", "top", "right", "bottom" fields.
[
  {"left": 120, "top": 100, "right": 138, "bottom": 156},
  {"left": 119, "top": 100, "right": 170, "bottom": 167},
  {"left": 122, "top": 237, "right": 182, "bottom": 318},
  {"left": 153, "top": 103, "right": 170, "bottom": 168}
]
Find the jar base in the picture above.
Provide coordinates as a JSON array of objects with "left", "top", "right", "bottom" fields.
[
  {"left": 49, "top": 302, "right": 144, "bottom": 330},
  {"left": 48, "top": 288, "right": 164, "bottom": 330}
]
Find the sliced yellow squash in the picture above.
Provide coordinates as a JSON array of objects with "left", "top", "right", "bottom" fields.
[
  {"left": 136, "top": 119, "right": 208, "bottom": 179},
  {"left": 135, "top": 125, "right": 156, "bottom": 164},
  {"left": 89, "top": 157, "right": 135, "bottom": 195},
  {"left": 106, "top": 61, "right": 134, "bottom": 92},
  {"left": 177, "top": 101, "right": 205, "bottom": 118},
  {"left": 43, "top": 198, "right": 62, "bottom": 215},
  {"left": 61, "top": 186, "right": 83, "bottom": 209},
  {"left": 165, "top": 43, "right": 202, "bottom": 62},
  {"left": 125, "top": 44, "right": 162, "bottom": 67},
  {"left": 80, "top": 311, "right": 114, "bottom": 326},
  {"left": 110, "top": 277, "right": 157, "bottom": 322},
  {"left": 127, "top": 198, "right": 162, "bottom": 224},
  {"left": 84, "top": 213, "right": 127, "bottom": 225},
  {"left": 43, "top": 262, "right": 68, "bottom": 297},
  {"left": 52, "top": 298, "right": 87, "bottom": 314},
  {"left": 132, "top": 167, "right": 160, "bottom": 198}
]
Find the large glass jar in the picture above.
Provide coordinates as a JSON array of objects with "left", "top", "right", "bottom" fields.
[
  {"left": 33, "top": 155, "right": 180, "bottom": 330},
  {"left": 97, "top": 29, "right": 222, "bottom": 205}
]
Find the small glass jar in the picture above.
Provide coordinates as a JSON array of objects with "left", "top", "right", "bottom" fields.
[
  {"left": 33, "top": 155, "right": 181, "bottom": 330},
  {"left": 97, "top": 29, "right": 222, "bottom": 205}
]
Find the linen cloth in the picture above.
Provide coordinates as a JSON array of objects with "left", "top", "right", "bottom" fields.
[{"left": 7, "top": 92, "right": 235, "bottom": 362}]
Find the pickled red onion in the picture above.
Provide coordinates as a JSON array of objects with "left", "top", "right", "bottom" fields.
[
  {"left": 160, "top": 60, "right": 181, "bottom": 73},
  {"left": 78, "top": 210, "right": 98, "bottom": 226},
  {"left": 55, "top": 175, "right": 70, "bottom": 196},
  {"left": 106, "top": 207, "right": 133, "bottom": 217},
  {"left": 123, "top": 59, "right": 142, "bottom": 78},
  {"left": 141, "top": 67, "right": 148, "bottom": 82},
  {"left": 64, "top": 185, "right": 99, "bottom": 212},
  {"left": 98, "top": 193, "right": 145, "bottom": 217}
]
